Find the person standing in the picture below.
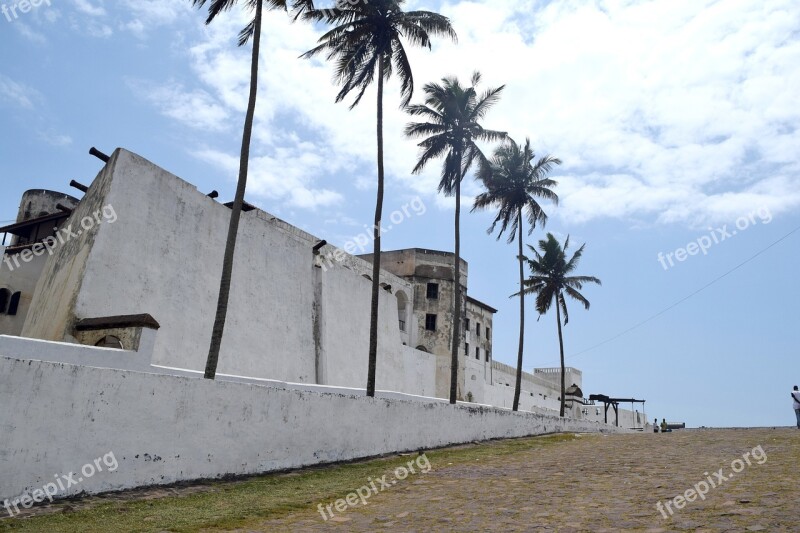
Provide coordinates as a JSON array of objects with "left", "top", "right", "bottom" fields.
[{"left": 792, "top": 386, "right": 800, "bottom": 429}]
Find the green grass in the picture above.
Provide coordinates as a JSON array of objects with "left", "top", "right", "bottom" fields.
[{"left": 0, "top": 433, "right": 581, "bottom": 533}]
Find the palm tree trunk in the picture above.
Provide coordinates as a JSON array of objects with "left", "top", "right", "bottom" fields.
[
  {"left": 204, "top": 0, "right": 263, "bottom": 380},
  {"left": 366, "top": 54, "right": 385, "bottom": 397},
  {"left": 555, "top": 292, "right": 566, "bottom": 417},
  {"left": 449, "top": 167, "right": 463, "bottom": 404},
  {"left": 512, "top": 209, "right": 524, "bottom": 411}
]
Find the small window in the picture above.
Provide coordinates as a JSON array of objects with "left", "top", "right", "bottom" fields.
[
  {"left": 475, "top": 346, "right": 480, "bottom": 360},
  {"left": 95, "top": 335, "right": 124, "bottom": 349},
  {"left": 486, "top": 350, "right": 491, "bottom": 362},
  {"left": 465, "top": 342, "right": 469, "bottom": 356},
  {"left": 486, "top": 326, "right": 491, "bottom": 340},
  {"left": 0, "top": 289, "right": 10, "bottom": 314},
  {"left": 399, "top": 318, "right": 406, "bottom": 332},
  {"left": 425, "top": 314, "right": 437, "bottom": 331},
  {"left": 426, "top": 283, "right": 439, "bottom": 299},
  {"left": 464, "top": 318, "right": 470, "bottom": 332},
  {"left": 476, "top": 323, "right": 481, "bottom": 337},
  {"left": 7, "top": 292, "right": 21, "bottom": 316}
]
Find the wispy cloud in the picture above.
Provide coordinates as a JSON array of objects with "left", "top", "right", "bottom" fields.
[
  {"left": 128, "top": 79, "right": 231, "bottom": 131},
  {"left": 0, "top": 75, "right": 36, "bottom": 109},
  {"left": 72, "top": 0, "right": 106, "bottom": 17}
]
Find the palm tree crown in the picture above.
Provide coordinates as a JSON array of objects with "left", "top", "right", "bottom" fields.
[
  {"left": 521, "top": 233, "right": 600, "bottom": 324},
  {"left": 473, "top": 138, "right": 560, "bottom": 242},
  {"left": 301, "top": 0, "right": 457, "bottom": 108},
  {"left": 405, "top": 72, "right": 506, "bottom": 190}
]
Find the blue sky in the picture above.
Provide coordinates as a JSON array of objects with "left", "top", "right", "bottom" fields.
[{"left": 1, "top": 0, "right": 798, "bottom": 428}]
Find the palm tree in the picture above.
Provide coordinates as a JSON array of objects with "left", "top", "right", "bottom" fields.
[
  {"left": 517, "top": 233, "right": 601, "bottom": 416},
  {"left": 405, "top": 72, "right": 506, "bottom": 404},
  {"left": 192, "top": 0, "right": 315, "bottom": 379},
  {"left": 472, "top": 139, "right": 560, "bottom": 411},
  {"left": 301, "top": 0, "right": 456, "bottom": 397}
]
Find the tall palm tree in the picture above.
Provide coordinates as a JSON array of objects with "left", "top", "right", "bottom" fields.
[
  {"left": 405, "top": 72, "right": 506, "bottom": 404},
  {"left": 518, "top": 233, "right": 601, "bottom": 416},
  {"left": 192, "top": 0, "right": 315, "bottom": 380},
  {"left": 302, "top": 0, "right": 456, "bottom": 397},
  {"left": 473, "top": 139, "right": 560, "bottom": 411}
]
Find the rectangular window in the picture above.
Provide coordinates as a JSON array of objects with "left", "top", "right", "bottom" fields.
[
  {"left": 425, "top": 313, "right": 437, "bottom": 331},
  {"left": 426, "top": 283, "right": 439, "bottom": 299},
  {"left": 476, "top": 323, "right": 481, "bottom": 337},
  {"left": 486, "top": 326, "right": 491, "bottom": 340},
  {"left": 399, "top": 318, "right": 406, "bottom": 332},
  {"left": 465, "top": 342, "right": 469, "bottom": 356},
  {"left": 475, "top": 346, "right": 480, "bottom": 360},
  {"left": 486, "top": 350, "right": 491, "bottom": 362},
  {"left": 465, "top": 318, "right": 470, "bottom": 332}
]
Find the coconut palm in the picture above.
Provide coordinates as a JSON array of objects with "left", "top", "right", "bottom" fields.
[
  {"left": 192, "top": 0, "right": 316, "bottom": 379},
  {"left": 302, "top": 0, "right": 456, "bottom": 397},
  {"left": 517, "top": 233, "right": 601, "bottom": 416},
  {"left": 405, "top": 72, "right": 506, "bottom": 404},
  {"left": 472, "top": 139, "right": 560, "bottom": 411}
]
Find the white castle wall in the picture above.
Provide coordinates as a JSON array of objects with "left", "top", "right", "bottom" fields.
[
  {"left": 0, "top": 355, "right": 627, "bottom": 503},
  {"left": 19, "top": 149, "right": 417, "bottom": 390}
]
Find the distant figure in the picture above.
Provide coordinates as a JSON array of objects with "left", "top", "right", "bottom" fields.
[
  {"left": 660, "top": 418, "right": 668, "bottom": 433},
  {"left": 792, "top": 386, "right": 800, "bottom": 429},
  {"left": 653, "top": 418, "right": 659, "bottom": 433}
]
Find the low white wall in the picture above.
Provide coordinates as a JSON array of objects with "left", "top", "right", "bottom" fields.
[
  {"left": 0, "top": 333, "right": 155, "bottom": 372},
  {"left": 0, "top": 356, "right": 626, "bottom": 503}
]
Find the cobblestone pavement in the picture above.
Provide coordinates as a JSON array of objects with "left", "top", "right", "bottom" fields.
[{"left": 252, "top": 428, "right": 799, "bottom": 532}]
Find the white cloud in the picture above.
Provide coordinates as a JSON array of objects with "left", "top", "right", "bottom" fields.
[
  {"left": 128, "top": 79, "right": 231, "bottom": 131},
  {"left": 14, "top": 22, "right": 46, "bottom": 43},
  {"left": 72, "top": 0, "right": 106, "bottom": 17},
  {"left": 124, "top": 0, "right": 800, "bottom": 223},
  {"left": 0, "top": 75, "right": 36, "bottom": 109}
]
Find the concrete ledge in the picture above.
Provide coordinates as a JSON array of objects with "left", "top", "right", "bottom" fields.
[{"left": 0, "top": 356, "right": 628, "bottom": 502}]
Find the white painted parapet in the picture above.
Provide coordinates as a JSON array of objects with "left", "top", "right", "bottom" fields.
[{"left": 0, "top": 356, "right": 628, "bottom": 503}]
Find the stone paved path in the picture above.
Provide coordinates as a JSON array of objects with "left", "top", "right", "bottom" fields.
[{"left": 251, "top": 428, "right": 798, "bottom": 532}]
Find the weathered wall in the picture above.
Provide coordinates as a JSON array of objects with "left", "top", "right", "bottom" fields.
[
  {"left": 21, "top": 160, "right": 119, "bottom": 342},
  {"left": 465, "top": 299, "right": 493, "bottom": 362},
  {"left": 314, "top": 263, "right": 436, "bottom": 395},
  {"left": 0, "top": 252, "right": 46, "bottom": 336},
  {"left": 0, "top": 356, "right": 627, "bottom": 503},
  {"left": 20, "top": 149, "right": 415, "bottom": 390}
]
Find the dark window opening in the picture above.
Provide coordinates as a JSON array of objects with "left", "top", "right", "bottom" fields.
[
  {"left": 486, "top": 326, "right": 491, "bottom": 340},
  {"left": 476, "top": 323, "right": 481, "bottom": 337},
  {"left": 486, "top": 350, "right": 491, "bottom": 362},
  {"left": 465, "top": 318, "right": 470, "bottom": 332},
  {"left": 475, "top": 346, "right": 480, "bottom": 360},
  {"left": 0, "top": 289, "right": 9, "bottom": 314},
  {"left": 426, "top": 283, "right": 439, "bottom": 299},
  {"left": 7, "top": 292, "right": 20, "bottom": 316},
  {"left": 95, "top": 335, "right": 124, "bottom": 349},
  {"left": 425, "top": 314, "right": 437, "bottom": 331},
  {"left": 465, "top": 342, "right": 469, "bottom": 356}
]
